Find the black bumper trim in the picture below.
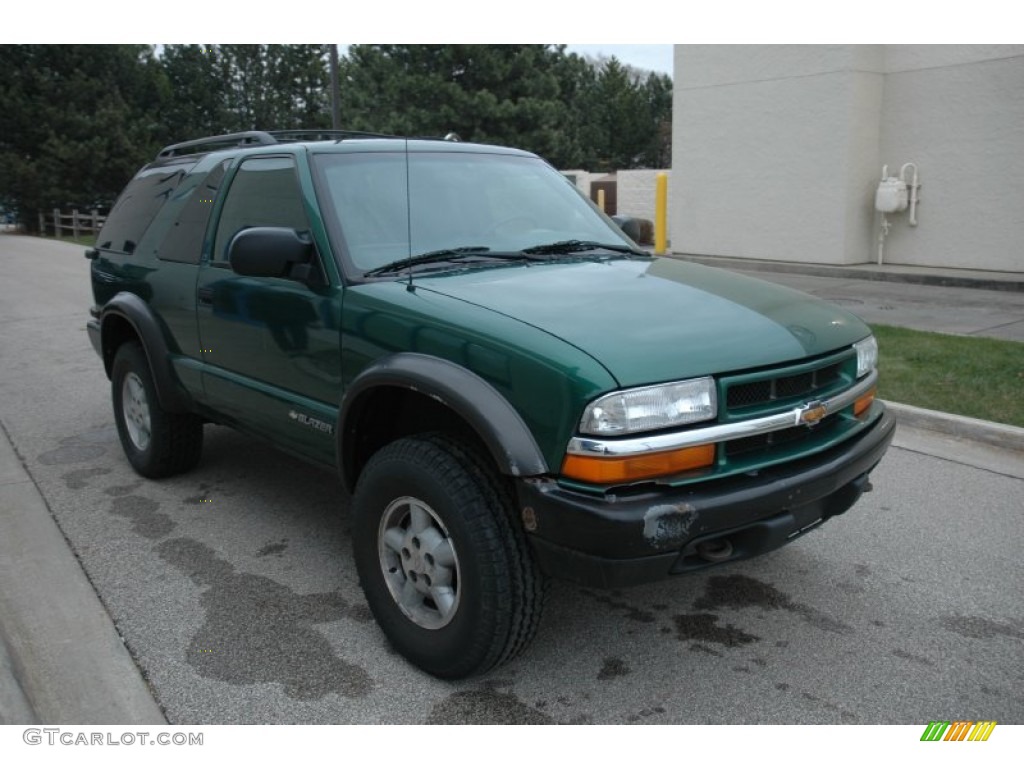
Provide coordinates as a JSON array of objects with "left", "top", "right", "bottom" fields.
[
  {"left": 518, "top": 408, "right": 896, "bottom": 588},
  {"left": 87, "top": 318, "right": 101, "bottom": 356}
]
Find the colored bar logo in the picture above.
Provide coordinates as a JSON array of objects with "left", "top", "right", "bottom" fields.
[{"left": 920, "top": 721, "right": 997, "bottom": 742}]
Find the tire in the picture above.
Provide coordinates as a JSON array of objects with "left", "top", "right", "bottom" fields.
[
  {"left": 111, "top": 341, "right": 203, "bottom": 478},
  {"left": 351, "top": 434, "right": 547, "bottom": 679}
]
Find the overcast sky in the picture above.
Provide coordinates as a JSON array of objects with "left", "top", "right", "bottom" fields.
[
  {"left": 564, "top": 45, "right": 673, "bottom": 76},
  {"left": 331, "top": 44, "right": 674, "bottom": 78}
]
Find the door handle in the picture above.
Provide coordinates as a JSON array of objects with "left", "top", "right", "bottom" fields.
[{"left": 197, "top": 286, "right": 214, "bottom": 305}]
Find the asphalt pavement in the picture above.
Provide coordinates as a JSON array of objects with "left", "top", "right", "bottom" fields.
[{"left": 1, "top": 234, "right": 1022, "bottom": 725}]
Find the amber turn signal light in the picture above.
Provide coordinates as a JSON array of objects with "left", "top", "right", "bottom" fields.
[
  {"left": 854, "top": 387, "right": 876, "bottom": 418},
  {"left": 562, "top": 444, "right": 715, "bottom": 484}
]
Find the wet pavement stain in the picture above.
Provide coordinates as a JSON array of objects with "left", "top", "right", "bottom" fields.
[
  {"left": 799, "top": 690, "right": 858, "bottom": 723},
  {"left": 579, "top": 589, "right": 656, "bottom": 623},
  {"left": 257, "top": 540, "right": 289, "bottom": 557},
  {"left": 597, "top": 657, "right": 632, "bottom": 681},
  {"left": 689, "top": 643, "right": 724, "bottom": 657},
  {"left": 626, "top": 705, "right": 666, "bottom": 723},
  {"left": 184, "top": 483, "right": 215, "bottom": 505},
  {"left": 38, "top": 444, "right": 106, "bottom": 465},
  {"left": 61, "top": 467, "right": 111, "bottom": 489},
  {"left": 939, "top": 615, "right": 1024, "bottom": 640},
  {"left": 156, "top": 536, "right": 372, "bottom": 700},
  {"left": 109, "top": 495, "right": 176, "bottom": 539},
  {"left": 427, "top": 689, "right": 554, "bottom": 724},
  {"left": 892, "top": 648, "right": 934, "bottom": 667},
  {"left": 694, "top": 575, "right": 851, "bottom": 634},
  {"left": 673, "top": 613, "right": 759, "bottom": 648},
  {"left": 105, "top": 481, "right": 143, "bottom": 497},
  {"left": 39, "top": 429, "right": 117, "bottom": 465}
]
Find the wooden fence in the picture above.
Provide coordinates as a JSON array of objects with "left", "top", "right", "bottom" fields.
[{"left": 38, "top": 208, "right": 106, "bottom": 239}]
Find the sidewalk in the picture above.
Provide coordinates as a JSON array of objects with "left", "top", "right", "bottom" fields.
[
  {"left": 677, "top": 252, "right": 1024, "bottom": 292},
  {"left": 671, "top": 253, "right": 1024, "bottom": 343},
  {"left": 0, "top": 424, "right": 165, "bottom": 724},
  {"left": 1, "top": 252, "right": 1021, "bottom": 725}
]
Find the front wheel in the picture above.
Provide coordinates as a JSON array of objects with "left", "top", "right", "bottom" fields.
[{"left": 351, "top": 435, "right": 547, "bottom": 678}]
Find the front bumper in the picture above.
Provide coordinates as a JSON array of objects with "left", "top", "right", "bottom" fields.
[{"left": 517, "top": 407, "right": 896, "bottom": 588}]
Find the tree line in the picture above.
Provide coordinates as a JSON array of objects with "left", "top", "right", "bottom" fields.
[{"left": 0, "top": 44, "right": 672, "bottom": 231}]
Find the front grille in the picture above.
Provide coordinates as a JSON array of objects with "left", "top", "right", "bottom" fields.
[
  {"left": 718, "top": 353, "right": 855, "bottom": 466},
  {"left": 726, "top": 361, "right": 844, "bottom": 412},
  {"left": 725, "top": 414, "right": 840, "bottom": 458}
]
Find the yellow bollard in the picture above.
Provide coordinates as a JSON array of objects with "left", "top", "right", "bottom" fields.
[
  {"left": 655, "top": 172, "right": 668, "bottom": 254},
  {"left": 597, "top": 188, "right": 606, "bottom": 213}
]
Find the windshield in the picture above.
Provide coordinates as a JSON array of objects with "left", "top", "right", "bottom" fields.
[{"left": 312, "top": 150, "right": 634, "bottom": 274}]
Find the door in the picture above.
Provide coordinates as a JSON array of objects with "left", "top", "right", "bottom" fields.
[{"left": 196, "top": 155, "right": 342, "bottom": 464}]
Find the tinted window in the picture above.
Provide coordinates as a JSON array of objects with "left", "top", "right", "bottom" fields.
[
  {"left": 213, "top": 156, "right": 309, "bottom": 265},
  {"left": 156, "top": 162, "right": 228, "bottom": 264},
  {"left": 97, "top": 166, "right": 188, "bottom": 254}
]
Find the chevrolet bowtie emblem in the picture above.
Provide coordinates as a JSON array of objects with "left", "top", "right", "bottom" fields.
[{"left": 796, "top": 400, "right": 828, "bottom": 427}]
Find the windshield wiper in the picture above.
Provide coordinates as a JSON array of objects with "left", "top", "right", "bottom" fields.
[
  {"left": 363, "top": 247, "right": 546, "bottom": 277},
  {"left": 522, "top": 240, "right": 648, "bottom": 257},
  {"left": 364, "top": 247, "right": 490, "bottom": 277}
]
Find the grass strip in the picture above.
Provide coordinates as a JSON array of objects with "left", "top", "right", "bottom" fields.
[{"left": 872, "top": 323, "right": 1024, "bottom": 427}]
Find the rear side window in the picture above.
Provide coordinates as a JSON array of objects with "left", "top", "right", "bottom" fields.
[
  {"left": 96, "top": 166, "right": 188, "bottom": 254},
  {"left": 212, "top": 156, "right": 309, "bottom": 265},
  {"left": 155, "top": 162, "right": 229, "bottom": 264}
]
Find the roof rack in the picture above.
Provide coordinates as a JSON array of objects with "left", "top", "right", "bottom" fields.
[
  {"left": 155, "top": 129, "right": 462, "bottom": 161},
  {"left": 156, "top": 131, "right": 277, "bottom": 160}
]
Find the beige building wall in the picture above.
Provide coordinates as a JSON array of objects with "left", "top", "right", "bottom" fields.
[{"left": 670, "top": 45, "right": 1024, "bottom": 272}]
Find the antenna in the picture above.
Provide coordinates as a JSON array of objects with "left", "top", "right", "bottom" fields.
[{"left": 404, "top": 138, "right": 414, "bottom": 292}]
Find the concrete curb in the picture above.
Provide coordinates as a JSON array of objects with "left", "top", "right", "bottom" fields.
[
  {"left": 671, "top": 253, "right": 1024, "bottom": 292},
  {"left": 0, "top": 422, "right": 166, "bottom": 725},
  {"left": 887, "top": 401, "right": 1024, "bottom": 453},
  {"left": 0, "top": 631, "right": 37, "bottom": 725}
]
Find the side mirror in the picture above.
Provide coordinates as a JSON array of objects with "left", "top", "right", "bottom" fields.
[
  {"left": 228, "top": 227, "right": 314, "bottom": 281},
  {"left": 610, "top": 215, "right": 642, "bottom": 243}
]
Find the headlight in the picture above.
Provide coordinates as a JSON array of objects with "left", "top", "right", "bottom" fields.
[
  {"left": 579, "top": 377, "right": 717, "bottom": 436},
  {"left": 854, "top": 335, "right": 878, "bottom": 378}
]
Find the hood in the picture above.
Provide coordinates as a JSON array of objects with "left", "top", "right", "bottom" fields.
[{"left": 416, "top": 257, "right": 870, "bottom": 387}]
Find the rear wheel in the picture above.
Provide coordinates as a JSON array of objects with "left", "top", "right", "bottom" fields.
[
  {"left": 111, "top": 341, "right": 203, "bottom": 478},
  {"left": 352, "top": 434, "right": 547, "bottom": 678}
]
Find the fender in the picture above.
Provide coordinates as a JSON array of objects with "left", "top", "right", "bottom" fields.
[
  {"left": 100, "top": 292, "right": 193, "bottom": 414},
  {"left": 338, "top": 353, "right": 549, "bottom": 488}
]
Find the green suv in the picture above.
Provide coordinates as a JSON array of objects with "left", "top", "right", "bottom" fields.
[{"left": 87, "top": 130, "right": 895, "bottom": 678}]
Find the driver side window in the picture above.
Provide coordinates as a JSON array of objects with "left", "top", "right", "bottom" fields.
[{"left": 212, "top": 156, "right": 309, "bottom": 266}]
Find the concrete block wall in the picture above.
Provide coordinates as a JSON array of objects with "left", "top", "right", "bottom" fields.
[
  {"left": 617, "top": 170, "right": 671, "bottom": 241},
  {"left": 561, "top": 169, "right": 671, "bottom": 243},
  {"left": 561, "top": 170, "right": 599, "bottom": 196}
]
